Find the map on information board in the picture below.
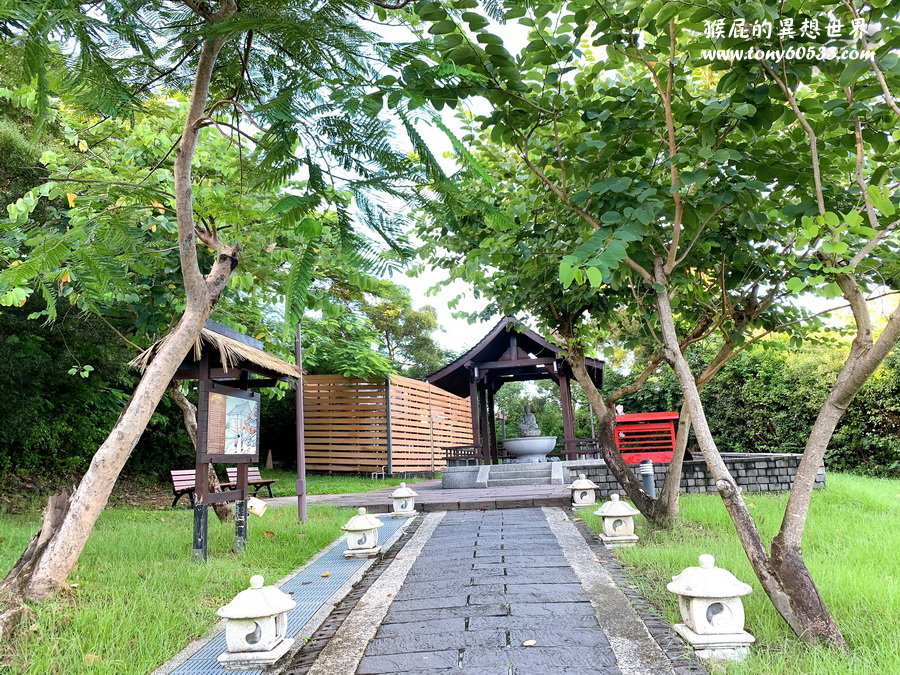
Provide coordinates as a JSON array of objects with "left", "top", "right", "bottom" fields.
[{"left": 207, "top": 392, "right": 260, "bottom": 456}]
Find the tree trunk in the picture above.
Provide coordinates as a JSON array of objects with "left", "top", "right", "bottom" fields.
[
  {"left": 653, "top": 258, "right": 847, "bottom": 646},
  {"left": 566, "top": 348, "right": 659, "bottom": 519},
  {"left": 3, "top": 32, "right": 238, "bottom": 603},
  {"left": 655, "top": 402, "right": 690, "bottom": 526},
  {"left": 0, "top": 493, "right": 69, "bottom": 637},
  {"left": 168, "top": 386, "right": 232, "bottom": 522}
]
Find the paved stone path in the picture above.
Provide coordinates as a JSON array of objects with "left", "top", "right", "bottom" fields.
[
  {"left": 306, "top": 508, "right": 675, "bottom": 674},
  {"left": 267, "top": 480, "right": 570, "bottom": 513}
]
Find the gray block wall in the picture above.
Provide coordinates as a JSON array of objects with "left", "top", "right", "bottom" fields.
[{"left": 563, "top": 453, "right": 825, "bottom": 497}]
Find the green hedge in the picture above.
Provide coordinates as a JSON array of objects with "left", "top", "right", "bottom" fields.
[
  {"left": 610, "top": 341, "right": 900, "bottom": 477},
  {"left": 0, "top": 304, "right": 194, "bottom": 478}
]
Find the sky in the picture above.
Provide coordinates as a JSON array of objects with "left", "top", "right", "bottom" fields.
[{"left": 373, "top": 19, "right": 528, "bottom": 351}]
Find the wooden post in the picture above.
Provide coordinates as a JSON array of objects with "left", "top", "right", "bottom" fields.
[
  {"left": 559, "top": 366, "right": 577, "bottom": 460},
  {"left": 193, "top": 352, "right": 211, "bottom": 562},
  {"left": 486, "top": 383, "right": 498, "bottom": 464},
  {"left": 295, "top": 322, "right": 307, "bottom": 523},
  {"left": 479, "top": 384, "right": 491, "bottom": 464},
  {"left": 385, "top": 378, "right": 393, "bottom": 474},
  {"left": 468, "top": 368, "right": 482, "bottom": 462}
]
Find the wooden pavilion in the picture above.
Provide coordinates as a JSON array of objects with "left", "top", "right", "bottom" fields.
[{"left": 426, "top": 317, "right": 605, "bottom": 464}]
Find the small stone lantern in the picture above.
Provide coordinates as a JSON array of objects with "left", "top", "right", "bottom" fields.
[
  {"left": 569, "top": 474, "right": 600, "bottom": 507},
  {"left": 390, "top": 482, "right": 419, "bottom": 517},
  {"left": 342, "top": 507, "right": 384, "bottom": 558},
  {"left": 593, "top": 494, "right": 640, "bottom": 547},
  {"left": 666, "top": 554, "right": 755, "bottom": 661},
  {"left": 216, "top": 574, "right": 296, "bottom": 670}
]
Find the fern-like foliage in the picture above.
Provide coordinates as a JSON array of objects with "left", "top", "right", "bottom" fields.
[{"left": 0, "top": 0, "right": 426, "bottom": 338}]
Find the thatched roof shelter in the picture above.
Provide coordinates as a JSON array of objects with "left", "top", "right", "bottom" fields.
[{"left": 130, "top": 320, "right": 300, "bottom": 383}]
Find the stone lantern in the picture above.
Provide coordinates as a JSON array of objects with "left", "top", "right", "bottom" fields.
[
  {"left": 216, "top": 574, "right": 296, "bottom": 670},
  {"left": 593, "top": 494, "right": 640, "bottom": 547},
  {"left": 390, "top": 482, "right": 419, "bottom": 517},
  {"left": 342, "top": 507, "right": 384, "bottom": 558},
  {"left": 666, "top": 554, "right": 755, "bottom": 661},
  {"left": 569, "top": 474, "right": 600, "bottom": 507}
]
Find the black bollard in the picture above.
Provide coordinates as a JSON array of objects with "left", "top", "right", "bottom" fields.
[
  {"left": 232, "top": 499, "right": 248, "bottom": 553},
  {"left": 640, "top": 459, "right": 657, "bottom": 499},
  {"left": 192, "top": 503, "right": 208, "bottom": 562}
]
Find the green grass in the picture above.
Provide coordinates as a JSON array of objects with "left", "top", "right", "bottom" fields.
[
  {"left": 578, "top": 474, "right": 900, "bottom": 674},
  {"left": 259, "top": 468, "right": 429, "bottom": 498},
  {"left": 0, "top": 504, "right": 353, "bottom": 674}
]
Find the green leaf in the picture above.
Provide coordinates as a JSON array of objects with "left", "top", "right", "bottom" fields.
[
  {"left": 559, "top": 259, "right": 575, "bottom": 288},
  {"left": 585, "top": 266, "right": 603, "bottom": 287},
  {"left": 786, "top": 277, "right": 807, "bottom": 292},
  {"left": 429, "top": 20, "right": 457, "bottom": 34},
  {"left": 839, "top": 59, "right": 870, "bottom": 88},
  {"left": 461, "top": 12, "right": 489, "bottom": 30}
]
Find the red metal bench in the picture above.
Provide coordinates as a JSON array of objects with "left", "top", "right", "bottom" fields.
[{"left": 614, "top": 411, "right": 679, "bottom": 463}]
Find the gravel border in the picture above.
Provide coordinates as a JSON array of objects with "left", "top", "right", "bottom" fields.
[
  {"left": 278, "top": 515, "right": 427, "bottom": 674},
  {"left": 570, "top": 515, "right": 707, "bottom": 675}
]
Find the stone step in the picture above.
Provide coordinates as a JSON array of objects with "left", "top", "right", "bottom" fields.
[
  {"left": 490, "top": 464, "right": 554, "bottom": 474},
  {"left": 486, "top": 477, "right": 554, "bottom": 487},
  {"left": 488, "top": 470, "right": 551, "bottom": 480}
]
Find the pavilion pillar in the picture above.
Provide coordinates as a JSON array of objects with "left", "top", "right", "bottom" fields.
[
  {"left": 486, "top": 384, "right": 498, "bottom": 464},
  {"left": 468, "top": 370, "right": 482, "bottom": 460},
  {"left": 479, "top": 385, "right": 492, "bottom": 464},
  {"left": 559, "top": 368, "right": 577, "bottom": 459}
]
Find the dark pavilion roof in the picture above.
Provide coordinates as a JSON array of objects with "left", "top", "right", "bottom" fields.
[{"left": 425, "top": 317, "right": 605, "bottom": 398}]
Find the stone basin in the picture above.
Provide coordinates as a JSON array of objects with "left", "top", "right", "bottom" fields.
[{"left": 502, "top": 436, "right": 557, "bottom": 463}]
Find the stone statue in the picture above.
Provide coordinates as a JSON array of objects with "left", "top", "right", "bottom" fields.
[{"left": 517, "top": 404, "right": 541, "bottom": 437}]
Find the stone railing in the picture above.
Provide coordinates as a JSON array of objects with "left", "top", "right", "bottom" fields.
[{"left": 563, "top": 453, "right": 825, "bottom": 497}]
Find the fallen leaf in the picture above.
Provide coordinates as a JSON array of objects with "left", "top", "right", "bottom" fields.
[
  {"left": 69, "top": 583, "right": 80, "bottom": 589},
  {"left": 321, "top": 571, "right": 331, "bottom": 578},
  {"left": 572, "top": 517, "right": 582, "bottom": 522},
  {"left": 83, "top": 654, "right": 101, "bottom": 665},
  {"left": 522, "top": 639, "right": 536, "bottom": 647},
  {"left": 264, "top": 531, "right": 275, "bottom": 538}
]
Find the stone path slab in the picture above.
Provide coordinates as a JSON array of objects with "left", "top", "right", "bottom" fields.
[
  {"left": 155, "top": 515, "right": 408, "bottom": 675},
  {"left": 304, "top": 507, "right": 676, "bottom": 674}
]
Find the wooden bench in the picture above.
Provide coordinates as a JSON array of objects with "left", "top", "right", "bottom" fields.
[
  {"left": 169, "top": 469, "right": 236, "bottom": 508},
  {"left": 226, "top": 466, "right": 277, "bottom": 498}
]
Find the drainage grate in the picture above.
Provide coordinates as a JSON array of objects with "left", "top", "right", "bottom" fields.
[
  {"left": 170, "top": 517, "right": 406, "bottom": 675},
  {"left": 280, "top": 515, "right": 424, "bottom": 674}
]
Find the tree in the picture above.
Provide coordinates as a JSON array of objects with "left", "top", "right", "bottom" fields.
[
  {"left": 397, "top": 0, "right": 899, "bottom": 646},
  {"left": 0, "top": 0, "right": 416, "bottom": 620},
  {"left": 361, "top": 281, "right": 450, "bottom": 378}
]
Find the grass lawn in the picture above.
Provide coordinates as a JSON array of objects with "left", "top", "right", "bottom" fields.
[
  {"left": 579, "top": 473, "right": 900, "bottom": 674},
  {"left": 259, "top": 467, "right": 430, "bottom": 498},
  {"left": 0, "top": 504, "right": 353, "bottom": 674}
]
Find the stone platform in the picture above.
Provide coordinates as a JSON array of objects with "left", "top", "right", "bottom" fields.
[{"left": 268, "top": 480, "right": 571, "bottom": 513}]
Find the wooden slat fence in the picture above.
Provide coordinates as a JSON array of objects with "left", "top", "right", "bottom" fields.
[{"left": 303, "top": 374, "right": 473, "bottom": 473}]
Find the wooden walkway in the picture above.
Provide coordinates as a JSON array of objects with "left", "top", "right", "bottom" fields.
[{"left": 267, "top": 480, "right": 571, "bottom": 513}]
